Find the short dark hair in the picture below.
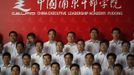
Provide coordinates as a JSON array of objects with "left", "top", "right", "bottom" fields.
[
  {"left": 43, "top": 53, "right": 52, "bottom": 61},
  {"left": 121, "top": 40, "right": 131, "bottom": 48},
  {"left": 85, "top": 53, "right": 94, "bottom": 60},
  {"left": 112, "top": 27, "right": 121, "bottom": 34},
  {"left": 107, "top": 53, "right": 117, "bottom": 61},
  {"left": 11, "top": 65, "right": 20, "bottom": 72},
  {"left": 92, "top": 63, "right": 101, "bottom": 71},
  {"left": 64, "top": 52, "right": 73, "bottom": 60},
  {"left": 113, "top": 63, "right": 123, "bottom": 71},
  {"left": 56, "top": 41, "right": 64, "bottom": 47},
  {"left": 127, "top": 54, "right": 134, "bottom": 60},
  {"left": 16, "top": 41, "right": 25, "bottom": 48},
  {"left": 100, "top": 39, "right": 109, "bottom": 47},
  {"left": 70, "top": 63, "right": 80, "bottom": 69},
  {"left": 90, "top": 28, "right": 99, "bottom": 34},
  {"left": 9, "top": 31, "right": 18, "bottom": 37},
  {"left": 2, "top": 52, "right": 11, "bottom": 59},
  {"left": 51, "top": 62, "right": 60, "bottom": 69},
  {"left": 67, "top": 32, "right": 76, "bottom": 37},
  {"left": 27, "top": 32, "right": 36, "bottom": 39},
  {"left": 31, "top": 63, "right": 40, "bottom": 70},
  {"left": 77, "top": 39, "right": 85, "bottom": 45},
  {"left": 48, "top": 29, "right": 56, "bottom": 35},
  {"left": 35, "top": 40, "right": 43, "bottom": 46},
  {"left": 22, "top": 53, "right": 31, "bottom": 59}
]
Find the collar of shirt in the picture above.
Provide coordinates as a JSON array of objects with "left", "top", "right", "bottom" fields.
[
  {"left": 126, "top": 66, "right": 134, "bottom": 70},
  {"left": 84, "top": 64, "right": 92, "bottom": 69},
  {"left": 111, "top": 40, "right": 122, "bottom": 44},
  {"left": 99, "top": 51, "right": 107, "bottom": 55},
  {"left": 56, "top": 52, "right": 64, "bottom": 56},
  {"left": 89, "top": 39, "right": 99, "bottom": 43},
  {"left": 77, "top": 50, "right": 86, "bottom": 54},
  {"left": 22, "top": 64, "right": 31, "bottom": 69},
  {"left": 43, "top": 65, "right": 50, "bottom": 70},
  {"left": 122, "top": 52, "right": 129, "bottom": 56},
  {"left": 9, "top": 42, "right": 17, "bottom": 46},
  {"left": 2, "top": 64, "right": 12, "bottom": 68},
  {"left": 66, "top": 43, "right": 76, "bottom": 46},
  {"left": 36, "top": 53, "right": 43, "bottom": 57},
  {"left": 48, "top": 41, "right": 56, "bottom": 44}
]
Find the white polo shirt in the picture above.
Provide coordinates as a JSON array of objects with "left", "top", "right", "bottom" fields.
[
  {"left": 116, "top": 52, "right": 130, "bottom": 68},
  {"left": 4, "top": 42, "right": 17, "bottom": 57},
  {"left": 108, "top": 40, "right": 122, "bottom": 55},
  {"left": 80, "top": 65, "right": 93, "bottom": 75},
  {"left": 12, "top": 53, "right": 23, "bottom": 66},
  {"left": 52, "top": 52, "right": 65, "bottom": 67},
  {"left": 63, "top": 43, "right": 78, "bottom": 54},
  {"left": 94, "top": 52, "right": 108, "bottom": 69},
  {"left": 21, "top": 64, "right": 31, "bottom": 75},
  {"left": 73, "top": 50, "right": 87, "bottom": 67},
  {"left": 85, "top": 39, "right": 100, "bottom": 55},
  {"left": 124, "top": 66, "right": 134, "bottom": 75},
  {"left": 60, "top": 65, "right": 71, "bottom": 75},
  {"left": 0, "top": 64, "right": 12, "bottom": 75},
  {"left": 43, "top": 41, "right": 56, "bottom": 54},
  {"left": 40, "top": 65, "right": 51, "bottom": 75}
]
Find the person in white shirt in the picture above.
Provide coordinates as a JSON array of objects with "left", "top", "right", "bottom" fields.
[
  {"left": 4, "top": 31, "right": 18, "bottom": 58},
  {"left": 1, "top": 52, "right": 12, "bottom": 75},
  {"left": 60, "top": 52, "right": 73, "bottom": 75},
  {"left": 52, "top": 41, "right": 65, "bottom": 67},
  {"left": 26, "top": 32, "right": 36, "bottom": 55},
  {"left": 31, "top": 63, "right": 40, "bottom": 75},
  {"left": 63, "top": 32, "right": 77, "bottom": 54},
  {"left": 124, "top": 54, "right": 134, "bottom": 75},
  {"left": 40, "top": 53, "right": 52, "bottom": 75},
  {"left": 21, "top": 53, "right": 31, "bottom": 75},
  {"left": 70, "top": 64, "right": 80, "bottom": 75},
  {"left": 43, "top": 29, "right": 57, "bottom": 54},
  {"left": 102, "top": 53, "right": 117, "bottom": 75},
  {"left": 116, "top": 41, "right": 131, "bottom": 68},
  {"left": 81, "top": 53, "right": 94, "bottom": 75},
  {"left": 73, "top": 39, "right": 87, "bottom": 67},
  {"left": 108, "top": 27, "right": 122, "bottom": 55},
  {"left": 94, "top": 39, "right": 109, "bottom": 69},
  {"left": 92, "top": 63, "right": 102, "bottom": 75},
  {"left": 0, "top": 42, "right": 4, "bottom": 65},
  {"left": 113, "top": 64, "right": 124, "bottom": 75},
  {"left": 51, "top": 62, "right": 60, "bottom": 75},
  {"left": 130, "top": 31, "right": 134, "bottom": 54},
  {"left": 85, "top": 28, "right": 100, "bottom": 55},
  {"left": 11, "top": 65, "right": 20, "bottom": 75},
  {"left": 31, "top": 41, "right": 44, "bottom": 66},
  {"left": 13, "top": 41, "right": 25, "bottom": 66}
]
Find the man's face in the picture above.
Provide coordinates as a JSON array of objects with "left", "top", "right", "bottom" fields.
[
  {"left": 85, "top": 55, "right": 94, "bottom": 65},
  {"left": 77, "top": 41, "right": 85, "bottom": 51},
  {"left": 127, "top": 57, "right": 134, "bottom": 67},
  {"left": 108, "top": 56, "right": 115, "bottom": 65},
  {"left": 100, "top": 43, "right": 108, "bottom": 52},
  {"left": 90, "top": 30, "right": 98, "bottom": 39},
  {"left": 16, "top": 44, "right": 24, "bottom": 54},
  {"left": 9, "top": 33, "right": 17, "bottom": 42},
  {"left": 3, "top": 56, "right": 10, "bottom": 64},
  {"left": 64, "top": 55, "right": 72, "bottom": 65},
  {"left": 56, "top": 42, "right": 63, "bottom": 52},
  {"left": 71, "top": 67, "right": 79, "bottom": 75},
  {"left": 48, "top": 31, "right": 55, "bottom": 40},
  {"left": 27, "top": 36, "right": 35, "bottom": 43},
  {"left": 114, "top": 67, "right": 122, "bottom": 75},
  {"left": 12, "top": 67, "right": 20, "bottom": 75},
  {"left": 23, "top": 56, "right": 30, "bottom": 65},
  {"left": 122, "top": 43, "right": 129, "bottom": 52},
  {"left": 51, "top": 64, "right": 60, "bottom": 74},
  {"left": 32, "top": 65, "right": 39, "bottom": 74},
  {"left": 35, "top": 42, "right": 43, "bottom": 53},
  {"left": 112, "top": 30, "right": 120, "bottom": 40},
  {"left": 43, "top": 56, "right": 51, "bottom": 65},
  {"left": 92, "top": 65, "right": 101, "bottom": 75},
  {"left": 67, "top": 33, "right": 75, "bottom": 43}
]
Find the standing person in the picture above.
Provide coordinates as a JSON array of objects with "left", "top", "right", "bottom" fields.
[
  {"left": 43, "top": 29, "right": 57, "bottom": 54},
  {"left": 85, "top": 28, "right": 100, "bottom": 54}
]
